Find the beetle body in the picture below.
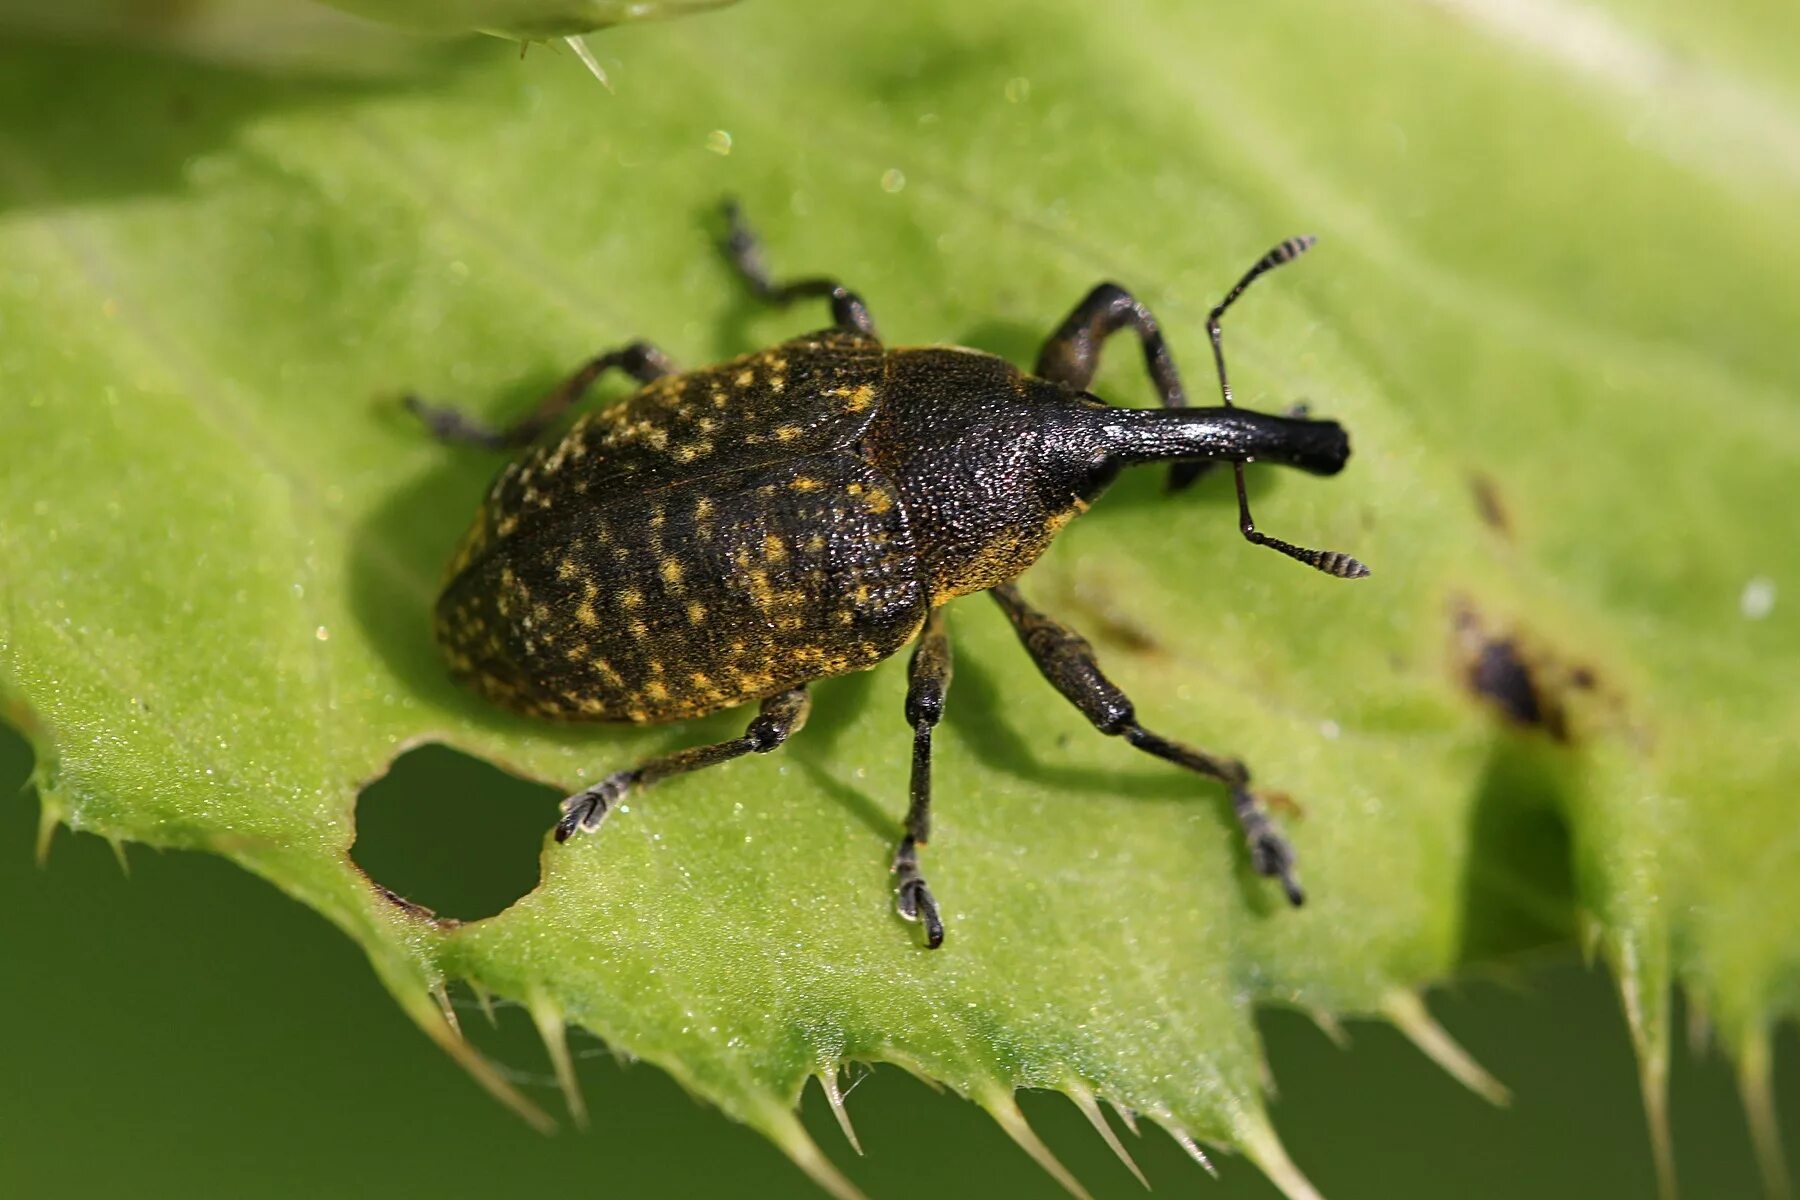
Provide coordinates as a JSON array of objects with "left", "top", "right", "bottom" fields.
[
  {"left": 414, "top": 205, "right": 1364, "bottom": 946},
  {"left": 439, "top": 331, "right": 1345, "bottom": 725}
]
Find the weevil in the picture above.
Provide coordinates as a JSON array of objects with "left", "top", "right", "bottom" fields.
[{"left": 408, "top": 202, "right": 1367, "bottom": 948}]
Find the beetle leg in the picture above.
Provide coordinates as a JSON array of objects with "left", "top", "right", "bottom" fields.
[
  {"left": 406, "top": 340, "right": 676, "bottom": 450},
  {"left": 553, "top": 686, "right": 810, "bottom": 842},
  {"left": 1035, "top": 282, "right": 1215, "bottom": 490},
  {"left": 721, "top": 199, "right": 878, "bottom": 338},
  {"left": 990, "top": 583, "right": 1303, "bottom": 906},
  {"left": 893, "top": 607, "right": 952, "bottom": 948}
]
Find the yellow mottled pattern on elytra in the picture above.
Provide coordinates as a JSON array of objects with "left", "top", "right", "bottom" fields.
[
  {"left": 435, "top": 330, "right": 926, "bottom": 722},
  {"left": 445, "top": 331, "right": 881, "bottom": 581}
]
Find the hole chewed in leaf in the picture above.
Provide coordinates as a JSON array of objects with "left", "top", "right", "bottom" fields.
[{"left": 352, "top": 743, "right": 557, "bottom": 922}]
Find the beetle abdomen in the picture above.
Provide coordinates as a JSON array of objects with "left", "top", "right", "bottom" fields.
[{"left": 437, "top": 452, "right": 925, "bottom": 722}]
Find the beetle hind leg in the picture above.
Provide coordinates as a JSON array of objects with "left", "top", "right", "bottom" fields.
[
  {"left": 407, "top": 339, "right": 676, "bottom": 451},
  {"left": 991, "top": 583, "right": 1304, "bottom": 906},
  {"left": 553, "top": 686, "right": 810, "bottom": 842}
]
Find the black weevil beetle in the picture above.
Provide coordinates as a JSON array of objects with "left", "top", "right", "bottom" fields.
[{"left": 408, "top": 202, "right": 1367, "bottom": 948}]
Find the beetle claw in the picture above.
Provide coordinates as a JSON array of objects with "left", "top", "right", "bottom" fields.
[
  {"left": 896, "top": 876, "right": 945, "bottom": 948},
  {"left": 553, "top": 773, "right": 632, "bottom": 843},
  {"left": 1250, "top": 827, "right": 1305, "bottom": 907}
]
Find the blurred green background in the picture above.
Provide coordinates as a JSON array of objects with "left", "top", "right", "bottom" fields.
[{"left": 4, "top": 723, "right": 1792, "bottom": 1198}]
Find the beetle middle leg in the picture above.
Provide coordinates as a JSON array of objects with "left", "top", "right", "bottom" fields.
[
  {"left": 406, "top": 340, "right": 677, "bottom": 450},
  {"left": 554, "top": 686, "right": 810, "bottom": 842},
  {"left": 990, "top": 582, "right": 1303, "bottom": 905},
  {"left": 893, "top": 607, "right": 952, "bottom": 948},
  {"left": 721, "top": 199, "right": 878, "bottom": 338}
]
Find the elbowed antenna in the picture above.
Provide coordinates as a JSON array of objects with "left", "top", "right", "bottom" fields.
[
  {"left": 1096, "top": 405, "right": 1370, "bottom": 579},
  {"left": 1205, "top": 234, "right": 1369, "bottom": 580}
]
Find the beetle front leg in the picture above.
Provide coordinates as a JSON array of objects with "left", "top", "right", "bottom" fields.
[
  {"left": 893, "top": 607, "right": 952, "bottom": 948},
  {"left": 554, "top": 686, "right": 810, "bottom": 841},
  {"left": 406, "top": 340, "right": 677, "bottom": 450},
  {"left": 721, "top": 200, "right": 879, "bottom": 339},
  {"left": 991, "top": 583, "right": 1303, "bottom": 905},
  {"left": 1036, "top": 282, "right": 1214, "bottom": 490}
]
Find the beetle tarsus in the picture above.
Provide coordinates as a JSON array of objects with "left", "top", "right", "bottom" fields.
[
  {"left": 405, "top": 393, "right": 511, "bottom": 450},
  {"left": 554, "top": 771, "right": 634, "bottom": 842},
  {"left": 892, "top": 835, "right": 945, "bottom": 948},
  {"left": 1233, "top": 785, "right": 1305, "bottom": 906}
]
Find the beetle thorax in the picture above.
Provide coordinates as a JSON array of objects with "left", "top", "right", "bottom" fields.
[{"left": 866, "top": 347, "right": 1117, "bottom": 604}]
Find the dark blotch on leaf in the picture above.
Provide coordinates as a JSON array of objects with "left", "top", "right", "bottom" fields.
[
  {"left": 1472, "top": 636, "right": 1565, "bottom": 740},
  {"left": 1469, "top": 472, "right": 1512, "bottom": 539},
  {"left": 1452, "top": 600, "right": 1588, "bottom": 743}
]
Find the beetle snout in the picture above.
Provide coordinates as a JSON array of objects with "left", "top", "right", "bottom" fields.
[
  {"left": 1205, "top": 409, "right": 1352, "bottom": 476},
  {"left": 1274, "top": 415, "right": 1350, "bottom": 476}
]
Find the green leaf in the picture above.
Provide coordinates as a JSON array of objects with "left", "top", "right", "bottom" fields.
[{"left": 2, "top": 2, "right": 1795, "bottom": 1196}]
